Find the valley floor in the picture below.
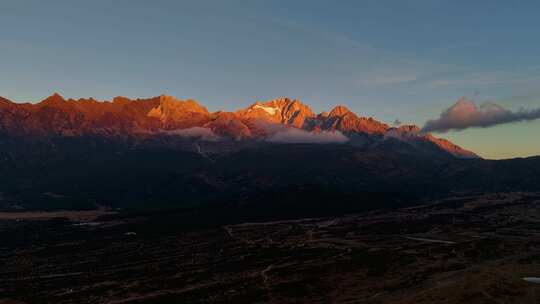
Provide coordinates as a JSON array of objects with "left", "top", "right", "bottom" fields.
[{"left": 1, "top": 192, "right": 540, "bottom": 303}]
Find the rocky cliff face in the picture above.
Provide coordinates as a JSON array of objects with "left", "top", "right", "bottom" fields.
[
  {"left": 318, "top": 105, "right": 389, "bottom": 135},
  {"left": 0, "top": 94, "right": 478, "bottom": 158},
  {"left": 236, "top": 97, "right": 315, "bottom": 128},
  {"left": 147, "top": 95, "right": 210, "bottom": 129}
]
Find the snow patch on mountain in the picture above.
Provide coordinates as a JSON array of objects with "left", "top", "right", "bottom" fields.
[{"left": 253, "top": 104, "right": 280, "bottom": 116}]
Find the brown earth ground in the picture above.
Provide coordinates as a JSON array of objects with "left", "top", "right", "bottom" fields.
[{"left": 1, "top": 192, "right": 540, "bottom": 303}]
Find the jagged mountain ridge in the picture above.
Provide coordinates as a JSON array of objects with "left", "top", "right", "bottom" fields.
[{"left": 0, "top": 93, "right": 477, "bottom": 158}]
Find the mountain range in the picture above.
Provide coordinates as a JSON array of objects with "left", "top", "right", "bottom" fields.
[
  {"left": 0, "top": 94, "right": 476, "bottom": 158},
  {"left": 2, "top": 94, "right": 538, "bottom": 215}
]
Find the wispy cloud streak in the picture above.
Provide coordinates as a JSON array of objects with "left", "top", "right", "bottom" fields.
[{"left": 267, "top": 128, "right": 349, "bottom": 144}]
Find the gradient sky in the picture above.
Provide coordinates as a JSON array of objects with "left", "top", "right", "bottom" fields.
[{"left": 1, "top": 0, "right": 540, "bottom": 159}]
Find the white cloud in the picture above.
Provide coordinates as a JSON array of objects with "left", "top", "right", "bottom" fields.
[
  {"left": 164, "top": 127, "right": 221, "bottom": 141},
  {"left": 422, "top": 97, "right": 540, "bottom": 133},
  {"left": 267, "top": 128, "right": 349, "bottom": 144}
]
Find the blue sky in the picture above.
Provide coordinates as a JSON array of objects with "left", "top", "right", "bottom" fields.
[{"left": 1, "top": 0, "right": 539, "bottom": 159}]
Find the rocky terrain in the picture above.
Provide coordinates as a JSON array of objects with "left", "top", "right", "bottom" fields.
[{"left": 1, "top": 192, "right": 540, "bottom": 303}]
